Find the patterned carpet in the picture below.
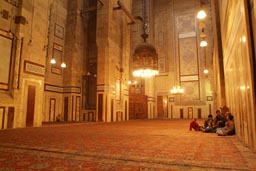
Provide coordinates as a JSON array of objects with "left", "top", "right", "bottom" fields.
[{"left": 0, "top": 119, "right": 256, "bottom": 171}]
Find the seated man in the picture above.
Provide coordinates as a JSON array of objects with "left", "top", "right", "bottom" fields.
[
  {"left": 214, "top": 109, "right": 226, "bottom": 128},
  {"left": 56, "top": 114, "right": 62, "bottom": 122},
  {"left": 200, "top": 114, "right": 215, "bottom": 132},
  {"left": 189, "top": 118, "right": 200, "bottom": 131},
  {"left": 216, "top": 113, "right": 235, "bottom": 136},
  {"left": 204, "top": 114, "right": 213, "bottom": 128}
]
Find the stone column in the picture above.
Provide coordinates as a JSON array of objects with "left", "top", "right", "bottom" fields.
[{"left": 96, "top": 0, "right": 131, "bottom": 122}]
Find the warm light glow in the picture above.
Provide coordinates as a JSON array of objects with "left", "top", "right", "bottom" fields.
[
  {"left": 240, "top": 85, "right": 250, "bottom": 90},
  {"left": 133, "top": 69, "right": 159, "bottom": 78},
  {"left": 203, "top": 69, "right": 209, "bottom": 74},
  {"left": 240, "top": 86, "right": 246, "bottom": 90},
  {"left": 61, "top": 62, "right": 66, "bottom": 68},
  {"left": 128, "top": 80, "right": 137, "bottom": 85},
  {"left": 170, "top": 86, "right": 184, "bottom": 94},
  {"left": 197, "top": 10, "right": 206, "bottom": 19},
  {"left": 242, "top": 36, "right": 246, "bottom": 43},
  {"left": 50, "top": 58, "right": 56, "bottom": 64},
  {"left": 200, "top": 40, "right": 207, "bottom": 47}
]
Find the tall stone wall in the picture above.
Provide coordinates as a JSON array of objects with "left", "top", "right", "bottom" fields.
[{"left": 218, "top": 0, "right": 256, "bottom": 150}]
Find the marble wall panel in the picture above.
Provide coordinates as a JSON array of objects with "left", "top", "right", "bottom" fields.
[
  {"left": 220, "top": 0, "right": 256, "bottom": 149},
  {"left": 0, "top": 35, "right": 12, "bottom": 90},
  {"left": 180, "top": 81, "right": 199, "bottom": 101},
  {"left": 179, "top": 35, "right": 198, "bottom": 75}
]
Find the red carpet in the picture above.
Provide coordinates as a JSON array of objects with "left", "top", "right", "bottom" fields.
[{"left": 0, "top": 119, "right": 255, "bottom": 170}]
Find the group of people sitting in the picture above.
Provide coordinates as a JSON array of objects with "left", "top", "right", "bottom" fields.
[{"left": 189, "top": 107, "right": 235, "bottom": 136}]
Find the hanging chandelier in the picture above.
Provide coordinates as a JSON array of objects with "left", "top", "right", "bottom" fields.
[
  {"left": 170, "top": 86, "right": 184, "bottom": 94},
  {"left": 133, "top": 42, "right": 158, "bottom": 77},
  {"left": 132, "top": 0, "right": 158, "bottom": 78}
]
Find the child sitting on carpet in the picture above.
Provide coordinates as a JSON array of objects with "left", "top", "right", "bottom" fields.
[{"left": 189, "top": 118, "right": 200, "bottom": 131}]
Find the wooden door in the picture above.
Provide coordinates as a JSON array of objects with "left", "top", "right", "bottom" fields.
[
  {"left": 111, "top": 99, "right": 114, "bottom": 122},
  {"left": 64, "top": 97, "right": 68, "bottom": 121},
  {"left": 26, "top": 85, "right": 35, "bottom": 127},
  {"left": 157, "top": 96, "right": 164, "bottom": 118},
  {"left": 0, "top": 107, "right": 5, "bottom": 129},
  {"left": 7, "top": 107, "right": 14, "bottom": 128},
  {"left": 125, "top": 100, "right": 128, "bottom": 120},
  {"left": 198, "top": 108, "right": 202, "bottom": 119},
  {"left": 180, "top": 108, "right": 184, "bottom": 118},
  {"left": 98, "top": 94, "right": 103, "bottom": 122}
]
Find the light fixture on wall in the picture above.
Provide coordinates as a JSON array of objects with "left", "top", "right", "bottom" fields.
[
  {"left": 203, "top": 45, "right": 208, "bottom": 74},
  {"left": 200, "top": 28, "right": 207, "bottom": 47},
  {"left": 61, "top": 62, "right": 66, "bottom": 68},
  {"left": 86, "top": 63, "right": 97, "bottom": 77},
  {"left": 200, "top": 40, "right": 207, "bottom": 47},
  {"left": 50, "top": 58, "right": 66, "bottom": 68},
  {"left": 200, "top": 27, "right": 208, "bottom": 74},
  {"left": 197, "top": 10, "right": 206, "bottom": 19},
  {"left": 50, "top": 58, "right": 56, "bottom": 64},
  {"left": 170, "top": 85, "right": 184, "bottom": 94},
  {"left": 197, "top": 0, "right": 206, "bottom": 19},
  {"left": 132, "top": 0, "right": 158, "bottom": 78}
]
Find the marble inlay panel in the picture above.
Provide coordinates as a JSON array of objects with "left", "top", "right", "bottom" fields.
[
  {"left": 179, "top": 36, "right": 198, "bottom": 75},
  {"left": 0, "top": 35, "right": 12, "bottom": 89},
  {"left": 24, "top": 61, "right": 45, "bottom": 77},
  {"left": 181, "top": 81, "right": 199, "bottom": 101}
]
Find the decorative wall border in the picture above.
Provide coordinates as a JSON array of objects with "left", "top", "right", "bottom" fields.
[
  {"left": 44, "top": 84, "right": 63, "bottom": 93},
  {"left": 54, "top": 24, "right": 64, "bottom": 39},
  {"left": 44, "top": 84, "right": 81, "bottom": 94},
  {"left": 24, "top": 60, "right": 45, "bottom": 77},
  {"left": 63, "top": 86, "right": 81, "bottom": 94}
]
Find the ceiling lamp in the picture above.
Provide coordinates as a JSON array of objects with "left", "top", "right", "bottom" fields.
[{"left": 132, "top": 0, "right": 158, "bottom": 78}]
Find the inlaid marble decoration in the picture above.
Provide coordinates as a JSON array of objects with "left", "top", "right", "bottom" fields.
[
  {"left": 54, "top": 24, "right": 64, "bottom": 39},
  {"left": 176, "top": 15, "right": 195, "bottom": 33},
  {"left": 24, "top": 60, "right": 45, "bottom": 77},
  {"left": 0, "top": 35, "right": 12, "bottom": 90},
  {"left": 45, "top": 84, "right": 63, "bottom": 93},
  {"left": 181, "top": 81, "right": 199, "bottom": 101},
  {"left": 158, "top": 32, "right": 164, "bottom": 47},
  {"left": 179, "top": 36, "right": 198, "bottom": 75},
  {"left": 63, "top": 87, "right": 81, "bottom": 94},
  {"left": 158, "top": 58, "right": 166, "bottom": 73}
]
